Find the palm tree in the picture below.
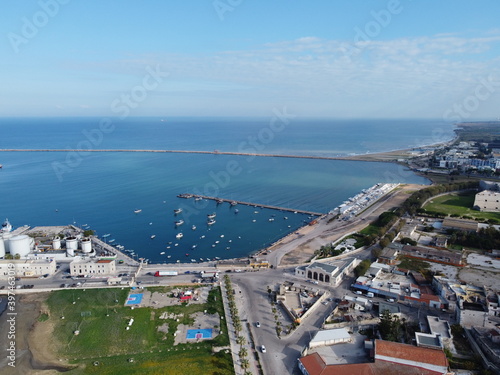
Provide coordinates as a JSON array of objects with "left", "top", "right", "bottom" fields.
[
  {"left": 240, "top": 359, "right": 249, "bottom": 370},
  {"left": 236, "top": 336, "right": 246, "bottom": 345},
  {"left": 239, "top": 347, "right": 248, "bottom": 357}
]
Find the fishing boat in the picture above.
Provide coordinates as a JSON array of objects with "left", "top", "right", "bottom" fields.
[
  {"left": 207, "top": 213, "right": 216, "bottom": 219},
  {"left": 134, "top": 209, "right": 142, "bottom": 214},
  {"left": 207, "top": 219, "right": 216, "bottom": 225},
  {"left": 175, "top": 220, "right": 184, "bottom": 226},
  {"left": 176, "top": 233, "right": 183, "bottom": 239},
  {"left": 230, "top": 201, "right": 237, "bottom": 206},
  {"left": 174, "top": 208, "right": 182, "bottom": 214}
]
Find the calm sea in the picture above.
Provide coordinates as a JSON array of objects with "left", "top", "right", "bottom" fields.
[{"left": 0, "top": 117, "right": 454, "bottom": 263}]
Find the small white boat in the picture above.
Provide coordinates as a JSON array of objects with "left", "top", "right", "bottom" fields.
[
  {"left": 176, "top": 233, "right": 183, "bottom": 239},
  {"left": 228, "top": 240, "right": 232, "bottom": 243},
  {"left": 284, "top": 217, "right": 288, "bottom": 220},
  {"left": 174, "top": 208, "right": 182, "bottom": 214},
  {"left": 191, "top": 259, "right": 197, "bottom": 262},
  {"left": 215, "top": 240, "right": 220, "bottom": 244},
  {"left": 102, "top": 233, "right": 111, "bottom": 238},
  {"left": 234, "top": 209, "right": 239, "bottom": 213},
  {"left": 215, "top": 257, "right": 221, "bottom": 260},
  {"left": 108, "top": 239, "right": 115, "bottom": 243},
  {"left": 207, "top": 219, "right": 216, "bottom": 225},
  {"left": 134, "top": 209, "right": 142, "bottom": 214},
  {"left": 200, "top": 235, "right": 206, "bottom": 239},
  {"left": 167, "top": 255, "right": 171, "bottom": 258},
  {"left": 192, "top": 225, "right": 196, "bottom": 230},
  {"left": 149, "top": 222, "right": 153, "bottom": 225},
  {"left": 192, "top": 245, "right": 197, "bottom": 249},
  {"left": 160, "top": 251, "right": 165, "bottom": 255},
  {"left": 269, "top": 218, "right": 275, "bottom": 222},
  {"left": 175, "top": 220, "right": 184, "bottom": 226},
  {"left": 252, "top": 219, "right": 256, "bottom": 222},
  {"left": 174, "top": 243, "right": 179, "bottom": 246},
  {"left": 220, "top": 235, "right": 224, "bottom": 238},
  {"left": 195, "top": 196, "right": 202, "bottom": 201},
  {"left": 151, "top": 235, "right": 156, "bottom": 239},
  {"left": 207, "top": 213, "right": 216, "bottom": 219}
]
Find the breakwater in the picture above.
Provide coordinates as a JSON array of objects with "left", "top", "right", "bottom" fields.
[{"left": 0, "top": 148, "right": 392, "bottom": 162}]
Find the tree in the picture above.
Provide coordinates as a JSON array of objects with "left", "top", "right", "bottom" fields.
[
  {"left": 236, "top": 336, "right": 246, "bottom": 345},
  {"left": 354, "top": 259, "right": 371, "bottom": 277},
  {"left": 240, "top": 359, "right": 249, "bottom": 370},
  {"left": 239, "top": 347, "right": 248, "bottom": 358},
  {"left": 378, "top": 309, "right": 401, "bottom": 342}
]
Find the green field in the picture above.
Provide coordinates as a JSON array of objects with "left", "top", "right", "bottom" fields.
[
  {"left": 44, "top": 287, "right": 233, "bottom": 375},
  {"left": 423, "top": 192, "right": 500, "bottom": 222}
]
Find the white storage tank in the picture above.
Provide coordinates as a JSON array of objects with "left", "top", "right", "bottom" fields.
[
  {"left": 81, "top": 238, "right": 92, "bottom": 253},
  {"left": 66, "top": 247, "right": 75, "bottom": 257},
  {"left": 66, "top": 237, "right": 78, "bottom": 251},
  {"left": 9, "top": 235, "right": 32, "bottom": 257},
  {"left": 2, "top": 232, "right": 12, "bottom": 253},
  {"left": 0, "top": 239, "right": 5, "bottom": 258},
  {"left": 53, "top": 237, "right": 61, "bottom": 250}
]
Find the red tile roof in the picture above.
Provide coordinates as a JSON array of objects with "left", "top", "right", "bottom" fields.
[
  {"left": 375, "top": 340, "right": 448, "bottom": 367},
  {"left": 299, "top": 353, "right": 325, "bottom": 374}
]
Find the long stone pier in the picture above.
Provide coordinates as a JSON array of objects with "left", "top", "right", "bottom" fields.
[{"left": 177, "top": 193, "right": 324, "bottom": 216}]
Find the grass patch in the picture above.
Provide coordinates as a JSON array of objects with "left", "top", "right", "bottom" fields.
[
  {"left": 423, "top": 192, "right": 500, "bottom": 222},
  {"left": 38, "top": 312, "right": 49, "bottom": 322},
  {"left": 45, "top": 287, "right": 233, "bottom": 375}
]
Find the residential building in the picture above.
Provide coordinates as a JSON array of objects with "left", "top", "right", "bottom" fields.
[{"left": 474, "top": 190, "right": 500, "bottom": 212}]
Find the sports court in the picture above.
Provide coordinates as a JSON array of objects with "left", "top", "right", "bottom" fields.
[
  {"left": 186, "top": 328, "right": 213, "bottom": 340},
  {"left": 125, "top": 293, "right": 144, "bottom": 306}
]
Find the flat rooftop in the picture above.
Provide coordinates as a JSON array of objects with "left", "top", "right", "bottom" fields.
[
  {"left": 427, "top": 316, "right": 450, "bottom": 338},
  {"left": 308, "top": 333, "right": 369, "bottom": 365}
]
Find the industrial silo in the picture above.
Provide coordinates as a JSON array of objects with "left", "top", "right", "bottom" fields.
[
  {"left": 81, "top": 238, "right": 92, "bottom": 253},
  {"left": 0, "top": 239, "right": 5, "bottom": 258},
  {"left": 9, "top": 235, "right": 32, "bottom": 257},
  {"left": 52, "top": 237, "right": 61, "bottom": 250},
  {"left": 66, "top": 237, "right": 78, "bottom": 251},
  {"left": 1, "top": 232, "right": 12, "bottom": 253}
]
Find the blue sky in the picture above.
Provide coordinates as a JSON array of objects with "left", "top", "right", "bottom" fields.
[{"left": 1, "top": 0, "right": 500, "bottom": 119}]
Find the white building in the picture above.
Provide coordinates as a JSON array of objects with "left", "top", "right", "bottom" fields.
[
  {"left": 0, "top": 258, "right": 56, "bottom": 279},
  {"left": 474, "top": 190, "right": 500, "bottom": 212},
  {"left": 309, "top": 328, "right": 351, "bottom": 349},
  {"left": 70, "top": 258, "right": 116, "bottom": 276},
  {"left": 295, "top": 257, "right": 360, "bottom": 286}
]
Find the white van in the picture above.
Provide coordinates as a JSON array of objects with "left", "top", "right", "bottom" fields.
[
  {"left": 355, "top": 291, "right": 363, "bottom": 295},
  {"left": 366, "top": 292, "right": 374, "bottom": 298}
]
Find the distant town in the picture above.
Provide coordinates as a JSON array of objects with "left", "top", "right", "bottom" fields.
[{"left": 1, "top": 122, "right": 500, "bottom": 374}]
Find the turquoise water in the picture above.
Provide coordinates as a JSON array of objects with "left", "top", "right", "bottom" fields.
[{"left": 0, "top": 117, "right": 449, "bottom": 262}]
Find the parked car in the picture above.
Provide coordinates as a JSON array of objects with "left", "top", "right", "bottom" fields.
[
  {"left": 261, "top": 345, "right": 266, "bottom": 353},
  {"left": 255, "top": 322, "right": 261, "bottom": 328}
]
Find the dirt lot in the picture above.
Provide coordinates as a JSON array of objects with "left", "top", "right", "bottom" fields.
[{"left": 0, "top": 293, "right": 72, "bottom": 375}]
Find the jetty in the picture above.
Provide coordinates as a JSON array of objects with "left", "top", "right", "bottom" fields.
[{"left": 177, "top": 193, "right": 324, "bottom": 216}]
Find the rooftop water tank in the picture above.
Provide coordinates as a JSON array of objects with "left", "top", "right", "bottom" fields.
[
  {"left": 9, "top": 235, "right": 32, "bottom": 257},
  {"left": 81, "top": 238, "right": 92, "bottom": 253}
]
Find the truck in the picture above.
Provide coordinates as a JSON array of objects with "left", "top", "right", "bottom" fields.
[{"left": 154, "top": 271, "right": 178, "bottom": 277}]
